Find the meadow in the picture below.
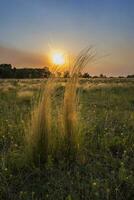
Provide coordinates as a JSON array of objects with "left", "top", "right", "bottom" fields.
[{"left": 0, "top": 78, "right": 134, "bottom": 200}]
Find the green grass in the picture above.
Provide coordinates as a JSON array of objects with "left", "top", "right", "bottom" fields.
[{"left": 0, "top": 78, "right": 134, "bottom": 200}]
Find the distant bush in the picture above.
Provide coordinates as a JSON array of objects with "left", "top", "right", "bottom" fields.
[
  {"left": 63, "top": 71, "right": 70, "bottom": 78},
  {"left": 127, "top": 74, "right": 134, "bottom": 78},
  {"left": 82, "top": 72, "right": 91, "bottom": 78},
  {"left": 99, "top": 74, "right": 107, "bottom": 78}
]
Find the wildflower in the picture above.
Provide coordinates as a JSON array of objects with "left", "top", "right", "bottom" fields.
[
  {"left": 20, "top": 191, "right": 23, "bottom": 196},
  {"left": 107, "top": 188, "right": 110, "bottom": 193},
  {"left": 115, "top": 188, "right": 118, "bottom": 192},
  {"left": 92, "top": 182, "right": 97, "bottom": 186},
  {"left": 14, "top": 144, "right": 18, "bottom": 147}
]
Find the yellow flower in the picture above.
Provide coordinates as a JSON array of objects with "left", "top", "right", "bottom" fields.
[{"left": 92, "top": 182, "right": 97, "bottom": 186}]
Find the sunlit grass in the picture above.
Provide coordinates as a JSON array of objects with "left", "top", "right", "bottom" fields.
[{"left": 0, "top": 69, "right": 134, "bottom": 199}]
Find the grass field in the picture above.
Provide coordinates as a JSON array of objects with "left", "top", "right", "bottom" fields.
[{"left": 0, "top": 78, "right": 134, "bottom": 200}]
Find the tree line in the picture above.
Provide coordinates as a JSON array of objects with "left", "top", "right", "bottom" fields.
[
  {"left": 0, "top": 64, "right": 51, "bottom": 79},
  {"left": 0, "top": 64, "right": 134, "bottom": 79}
]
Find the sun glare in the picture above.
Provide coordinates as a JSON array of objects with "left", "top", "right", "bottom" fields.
[{"left": 52, "top": 53, "right": 65, "bottom": 65}]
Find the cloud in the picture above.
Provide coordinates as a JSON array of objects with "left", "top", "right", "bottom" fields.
[{"left": 0, "top": 45, "right": 49, "bottom": 67}]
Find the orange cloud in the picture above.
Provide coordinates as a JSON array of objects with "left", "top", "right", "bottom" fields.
[{"left": 0, "top": 45, "right": 49, "bottom": 67}]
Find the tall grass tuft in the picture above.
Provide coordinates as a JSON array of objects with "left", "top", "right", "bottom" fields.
[
  {"left": 25, "top": 79, "right": 55, "bottom": 166},
  {"left": 25, "top": 47, "right": 95, "bottom": 166},
  {"left": 62, "top": 47, "right": 95, "bottom": 162}
]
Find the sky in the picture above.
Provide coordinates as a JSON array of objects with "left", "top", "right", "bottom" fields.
[{"left": 0, "top": 0, "right": 134, "bottom": 75}]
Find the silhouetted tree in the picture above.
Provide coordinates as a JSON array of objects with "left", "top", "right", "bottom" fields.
[
  {"left": 100, "top": 74, "right": 107, "bottom": 78},
  {"left": 0, "top": 64, "right": 13, "bottom": 78},
  {"left": 82, "top": 72, "right": 91, "bottom": 78},
  {"left": 64, "top": 71, "right": 70, "bottom": 78}
]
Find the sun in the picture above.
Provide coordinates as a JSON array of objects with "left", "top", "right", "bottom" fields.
[{"left": 52, "top": 53, "right": 65, "bottom": 65}]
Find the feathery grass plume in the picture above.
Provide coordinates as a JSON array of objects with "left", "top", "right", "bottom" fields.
[
  {"left": 62, "top": 47, "right": 96, "bottom": 162},
  {"left": 25, "top": 48, "right": 95, "bottom": 166},
  {"left": 25, "top": 67, "right": 58, "bottom": 166},
  {"left": 26, "top": 81, "right": 51, "bottom": 165}
]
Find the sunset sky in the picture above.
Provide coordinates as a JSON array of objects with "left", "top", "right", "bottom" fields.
[{"left": 0, "top": 0, "right": 134, "bottom": 76}]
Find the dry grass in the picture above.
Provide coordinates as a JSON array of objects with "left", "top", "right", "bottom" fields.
[
  {"left": 25, "top": 79, "right": 55, "bottom": 165},
  {"left": 0, "top": 82, "right": 16, "bottom": 92},
  {"left": 62, "top": 48, "right": 95, "bottom": 161},
  {"left": 17, "top": 91, "right": 33, "bottom": 98}
]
